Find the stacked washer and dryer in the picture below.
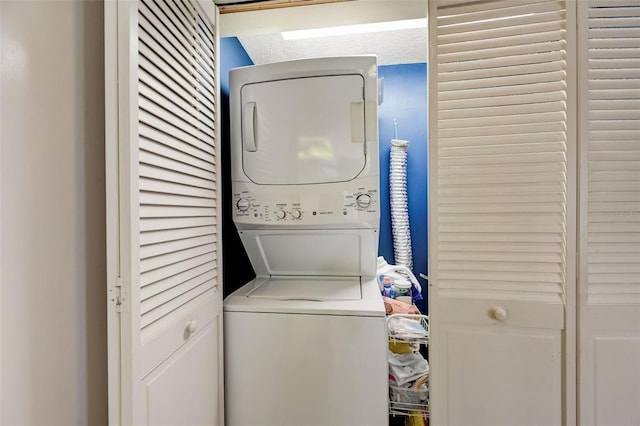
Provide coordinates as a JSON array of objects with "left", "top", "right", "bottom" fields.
[{"left": 223, "top": 56, "right": 387, "bottom": 426}]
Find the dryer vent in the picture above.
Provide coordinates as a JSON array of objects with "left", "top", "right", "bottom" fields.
[{"left": 389, "top": 138, "right": 412, "bottom": 269}]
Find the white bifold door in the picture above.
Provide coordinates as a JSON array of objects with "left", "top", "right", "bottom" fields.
[
  {"left": 429, "top": 0, "right": 640, "bottom": 425},
  {"left": 578, "top": 1, "right": 640, "bottom": 425},
  {"left": 428, "top": 0, "right": 574, "bottom": 424},
  {"left": 105, "top": 1, "right": 223, "bottom": 424}
]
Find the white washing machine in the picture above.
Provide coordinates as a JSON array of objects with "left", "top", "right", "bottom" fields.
[{"left": 224, "top": 56, "right": 387, "bottom": 426}]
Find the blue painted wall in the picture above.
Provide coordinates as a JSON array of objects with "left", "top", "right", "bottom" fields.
[
  {"left": 220, "top": 37, "right": 253, "bottom": 95},
  {"left": 377, "top": 63, "right": 428, "bottom": 312},
  {"left": 220, "top": 40, "right": 429, "bottom": 310}
]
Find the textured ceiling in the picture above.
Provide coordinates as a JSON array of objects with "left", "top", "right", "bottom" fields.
[
  {"left": 237, "top": 27, "right": 427, "bottom": 66},
  {"left": 220, "top": 0, "right": 427, "bottom": 66}
]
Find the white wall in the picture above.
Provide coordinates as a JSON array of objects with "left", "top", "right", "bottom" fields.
[{"left": 1, "top": 1, "right": 108, "bottom": 424}]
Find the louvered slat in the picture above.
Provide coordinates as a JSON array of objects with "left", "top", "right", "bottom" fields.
[
  {"left": 139, "top": 149, "right": 216, "bottom": 182},
  {"left": 140, "top": 138, "right": 216, "bottom": 174},
  {"left": 142, "top": 270, "right": 217, "bottom": 312},
  {"left": 140, "top": 205, "right": 216, "bottom": 219},
  {"left": 139, "top": 163, "right": 215, "bottom": 191},
  {"left": 441, "top": 213, "right": 566, "bottom": 225},
  {"left": 140, "top": 78, "right": 211, "bottom": 134},
  {"left": 140, "top": 177, "right": 216, "bottom": 200},
  {"left": 140, "top": 225, "right": 216, "bottom": 246},
  {"left": 139, "top": 123, "right": 215, "bottom": 164},
  {"left": 141, "top": 261, "right": 216, "bottom": 300},
  {"left": 137, "top": 0, "right": 217, "bottom": 341},
  {"left": 140, "top": 216, "right": 216, "bottom": 232},
  {"left": 139, "top": 97, "right": 214, "bottom": 148},
  {"left": 139, "top": 110, "right": 213, "bottom": 151},
  {"left": 435, "top": 0, "right": 569, "bottom": 301},
  {"left": 141, "top": 252, "right": 217, "bottom": 288},
  {"left": 140, "top": 233, "right": 216, "bottom": 261},
  {"left": 438, "top": 0, "right": 563, "bottom": 28},
  {"left": 140, "top": 280, "right": 215, "bottom": 329}
]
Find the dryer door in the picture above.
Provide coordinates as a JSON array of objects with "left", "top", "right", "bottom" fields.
[{"left": 240, "top": 74, "right": 367, "bottom": 185}]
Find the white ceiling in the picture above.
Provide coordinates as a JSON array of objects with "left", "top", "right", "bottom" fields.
[{"left": 219, "top": 0, "right": 428, "bottom": 66}]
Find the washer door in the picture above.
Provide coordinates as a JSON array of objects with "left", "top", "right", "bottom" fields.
[
  {"left": 246, "top": 276, "right": 362, "bottom": 301},
  {"left": 240, "top": 74, "right": 367, "bottom": 185}
]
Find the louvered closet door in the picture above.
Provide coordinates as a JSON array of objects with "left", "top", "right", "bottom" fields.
[
  {"left": 105, "top": 1, "right": 222, "bottom": 424},
  {"left": 428, "top": 1, "right": 574, "bottom": 424},
  {"left": 579, "top": 2, "right": 640, "bottom": 425}
]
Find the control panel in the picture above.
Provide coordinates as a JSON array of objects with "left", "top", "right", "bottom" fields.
[{"left": 232, "top": 184, "right": 378, "bottom": 227}]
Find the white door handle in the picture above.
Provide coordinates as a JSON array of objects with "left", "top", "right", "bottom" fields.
[
  {"left": 488, "top": 307, "right": 508, "bottom": 322},
  {"left": 186, "top": 319, "right": 198, "bottom": 335},
  {"left": 350, "top": 101, "right": 365, "bottom": 143},
  {"left": 243, "top": 102, "right": 257, "bottom": 152}
]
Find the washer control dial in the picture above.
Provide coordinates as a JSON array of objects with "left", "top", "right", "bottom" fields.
[
  {"left": 355, "top": 193, "right": 372, "bottom": 209},
  {"left": 276, "top": 209, "right": 287, "bottom": 220},
  {"left": 236, "top": 198, "right": 250, "bottom": 212},
  {"left": 291, "top": 209, "right": 302, "bottom": 220}
]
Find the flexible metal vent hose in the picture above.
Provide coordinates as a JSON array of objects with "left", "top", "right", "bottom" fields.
[{"left": 389, "top": 138, "right": 413, "bottom": 269}]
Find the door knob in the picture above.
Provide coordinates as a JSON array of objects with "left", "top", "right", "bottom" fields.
[
  {"left": 186, "top": 319, "right": 198, "bottom": 335},
  {"left": 488, "top": 307, "right": 508, "bottom": 321}
]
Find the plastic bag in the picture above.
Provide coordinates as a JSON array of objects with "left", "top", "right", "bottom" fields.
[{"left": 388, "top": 316, "right": 428, "bottom": 340}]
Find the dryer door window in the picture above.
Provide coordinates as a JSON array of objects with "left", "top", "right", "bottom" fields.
[{"left": 240, "top": 74, "right": 367, "bottom": 185}]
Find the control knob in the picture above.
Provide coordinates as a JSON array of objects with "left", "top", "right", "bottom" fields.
[
  {"left": 355, "top": 193, "right": 372, "bottom": 209},
  {"left": 291, "top": 209, "right": 302, "bottom": 219},
  {"left": 236, "top": 198, "right": 250, "bottom": 212},
  {"left": 276, "top": 209, "right": 287, "bottom": 220}
]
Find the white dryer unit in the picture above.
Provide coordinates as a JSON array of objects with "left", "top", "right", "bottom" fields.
[{"left": 224, "top": 56, "right": 387, "bottom": 426}]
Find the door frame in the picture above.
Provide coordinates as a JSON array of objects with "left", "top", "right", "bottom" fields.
[{"left": 105, "top": 0, "right": 140, "bottom": 423}]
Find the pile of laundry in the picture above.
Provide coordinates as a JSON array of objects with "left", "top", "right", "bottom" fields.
[{"left": 387, "top": 317, "right": 429, "bottom": 411}]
